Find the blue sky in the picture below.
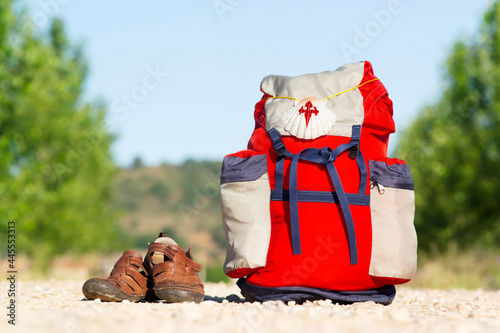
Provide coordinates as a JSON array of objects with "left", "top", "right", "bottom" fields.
[{"left": 25, "top": 0, "right": 492, "bottom": 166}]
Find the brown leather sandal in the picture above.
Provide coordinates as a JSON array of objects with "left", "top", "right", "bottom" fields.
[
  {"left": 144, "top": 234, "right": 205, "bottom": 303},
  {"left": 82, "top": 250, "right": 150, "bottom": 302}
]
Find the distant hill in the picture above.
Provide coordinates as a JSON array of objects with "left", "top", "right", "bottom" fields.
[{"left": 112, "top": 159, "right": 226, "bottom": 281}]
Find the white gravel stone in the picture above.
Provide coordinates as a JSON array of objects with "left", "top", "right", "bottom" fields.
[{"left": 1, "top": 280, "right": 500, "bottom": 333}]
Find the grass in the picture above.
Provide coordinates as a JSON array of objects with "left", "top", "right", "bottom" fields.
[{"left": 407, "top": 245, "right": 500, "bottom": 290}]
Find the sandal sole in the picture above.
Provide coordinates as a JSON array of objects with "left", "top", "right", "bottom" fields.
[
  {"left": 82, "top": 279, "right": 145, "bottom": 302},
  {"left": 154, "top": 288, "right": 205, "bottom": 303}
]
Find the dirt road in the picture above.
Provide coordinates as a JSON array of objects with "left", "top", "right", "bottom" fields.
[{"left": 1, "top": 280, "right": 499, "bottom": 333}]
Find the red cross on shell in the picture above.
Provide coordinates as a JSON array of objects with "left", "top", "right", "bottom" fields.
[
  {"left": 298, "top": 101, "right": 319, "bottom": 127},
  {"left": 281, "top": 96, "right": 337, "bottom": 140}
]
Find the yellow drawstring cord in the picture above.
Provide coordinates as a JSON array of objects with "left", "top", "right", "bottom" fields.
[{"left": 262, "top": 78, "right": 380, "bottom": 102}]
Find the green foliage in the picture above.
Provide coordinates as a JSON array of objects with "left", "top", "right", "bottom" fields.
[
  {"left": 205, "top": 264, "right": 230, "bottom": 283},
  {"left": 180, "top": 159, "right": 221, "bottom": 205},
  {"left": 409, "top": 246, "right": 500, "bottom": 290},
  {"left": 0, "top": 0, "right": 125, "bottom": 269},
  {"left": 150, "top": 181, "right": 170, "bottom": 200},
  {"left": 131, "top": 156, "right": 144, "bottom": 169},
  {"left": 395, "top": 2, "right": 500, "bottom": 252},
  {"left": 114, "top": 160, "right": 222, "bottom": 223},
  {"left": 113, "top": 161, "right": 225, "bottom": 270}
]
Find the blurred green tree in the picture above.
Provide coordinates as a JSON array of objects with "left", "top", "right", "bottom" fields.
[
  {"left": 0, "top": 0, "right": 125, "bottom": 269},
  {"left": 395, "top": 1, "right": 500, "bottom": 252}
]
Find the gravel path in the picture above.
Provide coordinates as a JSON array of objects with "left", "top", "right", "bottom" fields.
[{"left": 1, "top": 280, "right": 499, "bottom": 333}]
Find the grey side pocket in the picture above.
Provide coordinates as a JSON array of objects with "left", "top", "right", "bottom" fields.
[
  {"left": 369, "top": 160, "right": 418, "bottom": 280},
  {"left": 220, "top": 154, "right": 271, "bottom": 275}
]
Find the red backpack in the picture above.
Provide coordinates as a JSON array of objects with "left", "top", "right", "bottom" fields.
[{"left": 220, "top": 61, "right": 417, "bottom": 304}]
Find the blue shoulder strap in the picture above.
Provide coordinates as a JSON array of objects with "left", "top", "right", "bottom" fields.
[{"left": 268, "top": 127, "right": 368, "bottom": 265}]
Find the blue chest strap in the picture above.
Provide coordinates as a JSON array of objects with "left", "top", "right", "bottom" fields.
[{"left": 268, "top": 126, "right": 368, "bottom": 265}]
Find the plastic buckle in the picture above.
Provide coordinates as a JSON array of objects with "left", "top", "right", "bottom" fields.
[
  {"left": 348, "top": 145, "right": 359, "bottom": 159},
  {"left": 275, "top": 144, "right": 287, "bottom": 158}
]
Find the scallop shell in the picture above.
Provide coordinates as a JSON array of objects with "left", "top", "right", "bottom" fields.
[{"left": 281, "top": 97, "right": 336, "bottom": 139}]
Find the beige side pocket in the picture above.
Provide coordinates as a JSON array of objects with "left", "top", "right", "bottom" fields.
[
  {"left": 220, "top": 154, "right": 271, "bottom": 275},
  {"left": 369, "top": 160, "right": 417, "bottom": 280}
]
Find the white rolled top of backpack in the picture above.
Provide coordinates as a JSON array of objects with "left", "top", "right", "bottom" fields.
[{"left": 261, "top": 61, "right": 366, "bottom": 140}]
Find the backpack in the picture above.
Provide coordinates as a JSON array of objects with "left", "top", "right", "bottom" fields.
[{"left": 220, "top": 61, "right": 417, "bottom": 304}]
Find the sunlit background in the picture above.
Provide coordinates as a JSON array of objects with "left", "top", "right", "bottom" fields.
[{"left": 2, "top": 0, "right": 499, "bottom": 288}]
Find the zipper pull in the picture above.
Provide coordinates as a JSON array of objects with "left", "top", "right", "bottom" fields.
[
  {"left": 371, "top": 179, "right": 385, "bottom": 194},
  {"left": 377, "top": 182, "right": 385, "bottom": 194}
]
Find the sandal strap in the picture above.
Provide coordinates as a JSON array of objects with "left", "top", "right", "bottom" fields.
[
  {"left": 107, "top": 250, "right": 148, "bottom": 294},
  {"left": 152, "top": 260, "right": 204, "bottom": 285}
]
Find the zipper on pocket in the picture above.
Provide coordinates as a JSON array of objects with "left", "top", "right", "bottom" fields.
[{"left": 370, "top": 178, "right": 385, "bottom": 194}]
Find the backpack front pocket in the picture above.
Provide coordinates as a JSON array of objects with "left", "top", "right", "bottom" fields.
[
  {"left": 220, "top": 153, "right": 271, "bottom": 277},
  {"left": 368, "top": 159, "right": 417, "bottom": 280}
]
